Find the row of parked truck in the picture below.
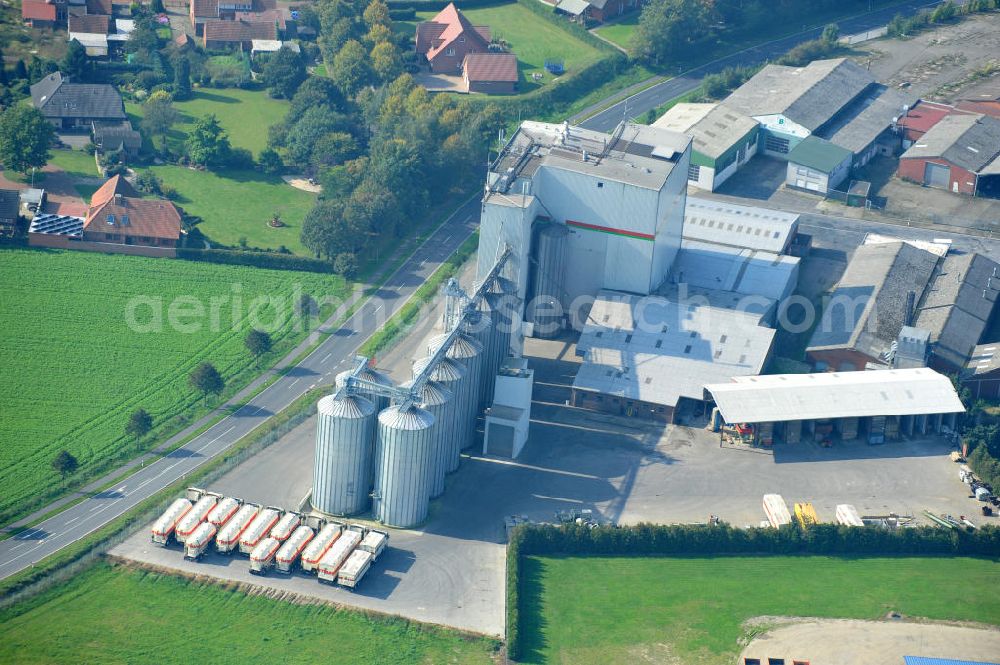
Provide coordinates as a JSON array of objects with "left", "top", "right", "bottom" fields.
[
  {"left": 762, "top": 494, "right": 868, "bottom": 528},
  {"left": 150, "top": 488, "right": 388, "bottom": 589}
]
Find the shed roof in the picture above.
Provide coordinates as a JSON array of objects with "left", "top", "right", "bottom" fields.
[
  {"left": 821, "top": 86, "right": 915, "bottom": 154},
  {"left": 787, "top": 135, "right": 853, "bottom": 173},
  {"left": 901, "top": 112, "right": 1000, "bottom": 173},
  {"left": 705, "top": 367, "right": 965, "bottom": 423},
  {"left": 69, "top": 14, "right": 110, "bottom": 34},
  {"left": 555, "top": 0, "right": 590, "bottom": 15},
  {"left": 0, "top": 189, "right": 19, "bottom": 221},
  {"left": 191, "top": 0, "right": 219, "bottom": 18},
  {"left": 683, "top": 196, "right": 798, "bottom": 253},
  {"left": 898, "top": 100, "right": 958, "bottom": 136},
  {"left": 653, "top": 103, "right": 758, "bottom": 160},
  {"left": 464, "top": 52, "right": 518, "bottom": 83}
]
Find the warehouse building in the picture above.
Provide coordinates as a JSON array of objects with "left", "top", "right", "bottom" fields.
[
  {"left": 705, "top": 367, "right": 965, "bottom": 445},
  {"left": 652, "top": 103, "right": 759, "bottom": 191},
  {"left": 682, "top": 196, "right": 800, "bottom": 254},
  {"left": 572, "top": 290, "right": 776, "bottom": 422},
  {"left": 898, "top": 112, "right": 1000, "bottom": 197}
]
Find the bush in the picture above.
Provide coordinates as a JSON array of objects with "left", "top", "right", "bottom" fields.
[
  {"left": 176, "top": 248, "right": 336, "bottom": 273},
  {"left": 226, "top": 147, "right": 255, "bottom": 170},
  {"left": 333, "top": 252, "right": 358, "bottom": 277}
]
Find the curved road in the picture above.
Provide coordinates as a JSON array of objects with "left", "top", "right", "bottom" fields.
[
  {"left": 578, "top": 0, "right": 947, "bottom": 132},
  {"left": 0, "top": 0, "right": 953, "bottom": 582}
]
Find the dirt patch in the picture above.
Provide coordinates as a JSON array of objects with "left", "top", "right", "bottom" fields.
[
  {"left": 281, "top": 175, "right": 322, "bottom": 193},
  {"left": 741, "top": 616, "right": 1000, "bottom": 665}
]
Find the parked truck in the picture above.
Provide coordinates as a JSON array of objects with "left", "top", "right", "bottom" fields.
[
  {"left": 337, "top": 549, "right": 374, "bottom": 589},
  {"left": 835, "top": 504, "right": 865, "bottom": 527},
  {"left": 301, "top": 522, "right": 343, "bottom": 574},
  {"left": 151, "top": 498, "right": 193, "bottom": 545},
  {"left": 794, "top": 502, "right": 819, "bottom": 527},
  {"left": 317, "top": 530, "right": 362, "bottom": 584},
  {"left": 275, "top": 525, "right": 315, "bottom": 573},
  {"left": 239, "top": 507, "right": 281, "bottom": 555},
  {"left": 216, "top": 503, "right": 260, "bottom": 554},
  {"left": 249, "top": 536, "right": 282, "bottom": 575},
  {"left": 206, "top": 496, "right": 241, "bottom": 528},
  {"left": 269, "top": 511, "right": 302, "bottom": 542},
  {"left": 359, "top": 530, "right": 388, "bottom": 561},
  {"left": 174, "top": 494, "right": 219, "bottom": 544},
  {"left": 763, "top": 494, "right": 792, "bottom": 528},
  {"left": 184, "top": 522, "right": 218, "bottom": 560}
]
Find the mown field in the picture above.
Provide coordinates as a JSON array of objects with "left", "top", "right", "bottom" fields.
[
  {"left": 397, "top": 2, "right": 603, "bottom": 92},
  {"left": 47, "top": 148, "right": 101, "bottom": 180},
  {"left": 0, "top": 248, "right": 346, "bottom": 525},
  {"left": 520, "top": 555, "right": 1000, "bottom": 665},
  {"left": 0, "top": 563, "right": 500, "bottom": 664}
]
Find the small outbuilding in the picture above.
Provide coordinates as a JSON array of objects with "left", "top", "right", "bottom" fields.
[
  {"left": 785, "top": 135, "right": 853, "bottom": 194},
  {"left": 463, "top": 53, "right": 518, "bottom": 94}
]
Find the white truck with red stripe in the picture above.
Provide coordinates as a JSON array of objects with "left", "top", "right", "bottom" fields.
[
  {"left": 239, "top": 507, "right": 281, "bottom": 555},
  {"left": 174, "top": 494, "right": 219, "bottom": 544},
  {"left": 184, "top": 522, "right": 218, "bottom": 560},
  {"left": 763, "top": 494, "right": 792, "bottom": 529},
  {"left": 151, "top": 498, "right": 192, "bottom": 545},
  {"left": 249, "top": 536, "right": 282, "bottom": 575},
  {"left": 275, "top": 525, "right": 314, "bottom": 573},
  {"left": 269, "top": 511, "right": 302, "bottom": 542},
  {"left": 206, "top": 496, "right": 241, "bottom": 528},
  {"left": 301, "top": 523, "right": 343, "bottom": 573},
  {"left": 337, "top": 549, "right": 373, "bottom": 589},
  {"left": 216, "top": 503, "right": 260, "bottom": 553},
  {"left": 359, "top": 530, "right": 388, "bottom": 561},
  {"left": 317, "top": 530, "right": 362, "bottom": 584}
]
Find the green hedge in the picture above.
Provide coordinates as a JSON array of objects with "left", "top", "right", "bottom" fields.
[
  {"left": 176, "top": 248, "right": 336, "bottom": 274},
  {"left": 504, "top": 522, "right": 1000, "bottom": 659}
]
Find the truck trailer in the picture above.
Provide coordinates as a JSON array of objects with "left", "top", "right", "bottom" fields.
[
  {"left": 763, "top": 494, "right": 792, "bottom": 528},
  {"left": 184, "top": 522, "right": 218, "bottom": 560},
  {"left": 359, "top": 530, "right": 388, "bottom": 561},
  {"left": 835, "top": 504, "right": 865, "bottom": 527},
  {"left": 269, "top": 511, "right": 302, "bottom": 542},
  {"left": 316, "top": 530, "right": 362, "bottom": 584},
  {"left": 794, "top": 502, "right": 819, "bottom": 526},
  {"left": 239, "top": 507, "right": 281, "bottom": 555},
  {"left": 337, "top": 549, "right": 374, "bottom": 589},
  {"left": 216, "top": 503, "right": 260, "bottom": 554},
  {"left": 249, "top": 536, "right": 282, "bottom": 575},
  {"left": 275, "top": 525, "right": 315, "bottom": 573},
  {"left": 301, "top": 523, "right": 343, "bottom": 573},
  {"left": 151, "top": 498, "right": 193, "bottom": 545},
  {"left": 206, "top": 496, "right": 241, "bottom": 528},
  {"left": 174, "top": 494, "right": 219, "bottom": 544}
]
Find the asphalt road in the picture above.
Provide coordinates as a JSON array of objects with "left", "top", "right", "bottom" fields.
[
  {"left": 578, "top": 0, "right": 947, "bottom": 133},
  {"left": 0, "top": 198, "right": 481, "bottom": 581}
]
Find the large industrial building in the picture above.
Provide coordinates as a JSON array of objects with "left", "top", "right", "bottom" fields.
[{"left": 898, "top": 112, "right": 1000, "bottom": 197}]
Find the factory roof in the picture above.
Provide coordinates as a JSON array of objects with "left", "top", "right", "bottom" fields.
[
  {"left": 489, "top": 120, "right": 691, "bottom": 192},
  {"left": 705, "top": 367, "right": 965, "bottom": 423},
  {"left": 573, "top": 290, "right": 775, "bottom": 409},
  {"left": 786, "top": 135, "right": 853, "bottom": 172},
  {"left": 898, "top": 100, "right": 959, "bottom": 137},
  {"left": 807, "top": 241, "right": 939, "bottom": 361},
  {"left": 683, "top": 196, "right": 798, "bottom": 253},
  {"left": 652, "top": 103, "right": 758, "bottom": 160},
  {"left": 820, "top": 86, "right": 916, "bottom": 154},
  {"left": 904, "top": 657, "right": 1000, "bottom": 665},
  {"left": 672, "top": 239, "right": 799, "bottom": 302},
  {"left": 967, "top": 343, "right": 1000, "bottom": 377},
  {"left": 724, "top": 58, "right": 875, "bottom": 132},
  {"left": 901, "top": 112, "right": 1000, "bottom": 173}
]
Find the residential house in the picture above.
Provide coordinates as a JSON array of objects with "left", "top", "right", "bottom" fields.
[
  {"left": 81, "top": 175, "right": 182, "bottom": 248},
  {"left": 554, "top": 0, "right": 641, "bottom": 23},
  {"left": 190, "top": 0, "right": 275, "bottom": 35},
  {"left": 203, "top": 18, "right": 278, "bottom": 49},
  {"left": 898, "top": 112, "right": 1000, "bottom": 197},
  {"left": 235, "top": 8, "right": 293, "bottom": 38},
  {"left": 0, "top": 190, "right": 20, "bottom": 237},
  {"left": 69, "top": 14, "right": 111, "bottom": 57},
  {"left": 415, "top": 3, "right": 491, "bottom": 74},
  {"left": 92, "top": 120, "right": 142, "bottom": 158},
  {"left": 21, "top": 0, "right": 59, "bottom": 27},
  {"left": 463, "top": 53, "right": 517, "bottom": 94},
  {"left": 31, "top": 72, "right": 127, "bottom": 131}
]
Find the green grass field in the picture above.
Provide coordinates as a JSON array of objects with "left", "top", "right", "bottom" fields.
[
  {"left": 398, "top": 2, "right": 603, "bottom": 92},
  {"left": 0, "top": 248, "right": 346, "bottom": 525},
  {"left": 48, "top": 148, "right": 101, "bottom": 179},
  {"left": 147, "top": 165, "right": 315, "bottom": 253},
  {"left": 593, "top": 14, "right": 639, "bottom": 50},
  {"left": 126, "top": 88, "right": 289, "bottom": 157},
  {"left": 521, "top": 555, "right": 1000, "bottom": 664},
  {"left": 0, "top": 563, "right": 499, "bottom": 664}
]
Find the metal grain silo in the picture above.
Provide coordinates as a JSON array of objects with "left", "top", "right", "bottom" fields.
[
  {"left": 373, "top": 404, "right": 435, "bottom": 528},
  {"left": 400, "top": 379, "right": 454, "bottom": 498},
  {"left": 428, "top": 333, "right": 484, "bottom": 449},
  {"left": 336, "top": 366, "right": 394, "bottom": 413},
  {"left": 527, "top": 222, "right": 568, "bottom": 338},
  {"left": 412, "top": 356, "right": 468, "bottom": 472},
  {"left": 463, "top": 309, "right": 495, "bottom": 409},
  {"left": 312, "top": 393, "right": 377, "bottom": 516}
]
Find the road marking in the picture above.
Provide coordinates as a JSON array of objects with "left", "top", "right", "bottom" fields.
[
  {"left": 197, "top": 424, "right": 236, "bottom": 453},
  {"left": 463, "top": 455, "right": 601, "bottom": 479},
  {"left": 289, "top": 378, "right": 301, "bottom": 389},
  {"left": 321, "top": 352, "right": 332, "bottom": 363}
]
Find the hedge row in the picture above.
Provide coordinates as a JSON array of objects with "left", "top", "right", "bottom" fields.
[
  {"left": 176, "top": 248, "right": 336, "bottom": 274},
  {"left": 504, "top": 522, "right": 1000, "bottom": 659}
]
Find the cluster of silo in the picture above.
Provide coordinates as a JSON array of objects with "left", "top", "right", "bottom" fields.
[{"left": 526, "top": 222, "right": 568, "bottom": 338}]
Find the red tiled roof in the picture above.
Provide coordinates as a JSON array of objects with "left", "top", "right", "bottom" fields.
[
  {"left": 898, "top": 101, "right": 957, "bottom": 137},
  {"left": 419, "top": 3, "right": 491, "bottom": 62},
  {"left": 464, "top": 53, "right": 517, "bottom": 83},
  {"left": 234, "top": 8, "right": 286, "bottom": 28},
  {"left": 69, "top": 14, "right": 111, "bottom": 34},
  {"left": 203, "top": 19, "right": 277, "bottom": 42},
  {"left": 957, "top": 99, "right": 1000, "bottom": 120},
  {"left": 84, "top": 176, "right": 181, "bottom": 241},
  {"left": 90, "top": 175, "right": 140, "bottom": 208},
  {"left": 22, "top": 0, "right": 57, "bottom": 21},
  {"left": 191, "top": 0, "right": 219, "bottom": 18}
]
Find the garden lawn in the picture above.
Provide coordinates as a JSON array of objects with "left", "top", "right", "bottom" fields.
[
  {"left": 147, "top": 165, "right": 315, "bottom": 254},
  {"left": 0, "top": 563, "right": 499, "bottom": 665},
  {"left": 593, "top": 13, "right": 639, "bottom": 50},
  {"left": 398, "top": 2, "right": 603, "bottom": 92},
  {"left": 0, "top": 248, "right": 347, "bottom": 525},
  {"left": 126, "top": 88, "right": 289, "bottom": 157},
  {"left": 521, "top": 555, "right": 1000, "bottom": 665},
  {"left": 47, "top": 148, "right": 100, "bottom": 179}
]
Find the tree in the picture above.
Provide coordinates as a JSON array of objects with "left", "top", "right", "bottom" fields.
[
  {"left": 173, "top": 56, "right": 192, "bottom": 100},
  {"left": 258, "top": 147, "right": 283, "bottom": 175},
  {"left": 821, "top": 23, "right": 840, "bottom": 44},
  {"left": 0, "top": 105, "right": 55, "bottom": 175},
  {"left": 141, "top": 90, "right": 179, "bottom": 153},
  {"left": 330, "top": 40, "right": 372, "bottom": 98},
  {"left": 186, "top": 113, "right": 231, "bottom": 168},
  {"left": 334, "top": 253, "right": 358, "bottom": 277},
  {"left": 0, "top": 48, "right": 6, "bottom": 87},
  {"left": 300, "top": 199, "right": 345, "bottom": 259},
  {"left": 14, "top": 59, "right": 28, "bottom": 81},
  {"left": 244, "top": 328, "right": 272, "bottom": 364},
  {"left": 631, "top": 0, "right": 712, "bottom": 65},
  {"left": 370, "top": 41, "right": 402, "bottom": 84},
  {"left": 52, "top": 450, "right": 79, "bottom": 479},
  {"left": 310, "top": 131, "right": 358, "bottom": 169},
  {"left": 262, "top": 46, "right": 307, "bottom": 99},
  {"left": 126, "top": 408, "right": 153, "bottom": 439},
  {"left": 189, "top": 361, "right": 224, "bottom": 400},
  {"left": 283, "top": 105, "right": 353, "bottom": 168},
  {"left": 62, "top": 39, "right": 90, "bottom": 82},
  {"left": 363, "top": 0, "right": 390, "bottom": 29}
]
